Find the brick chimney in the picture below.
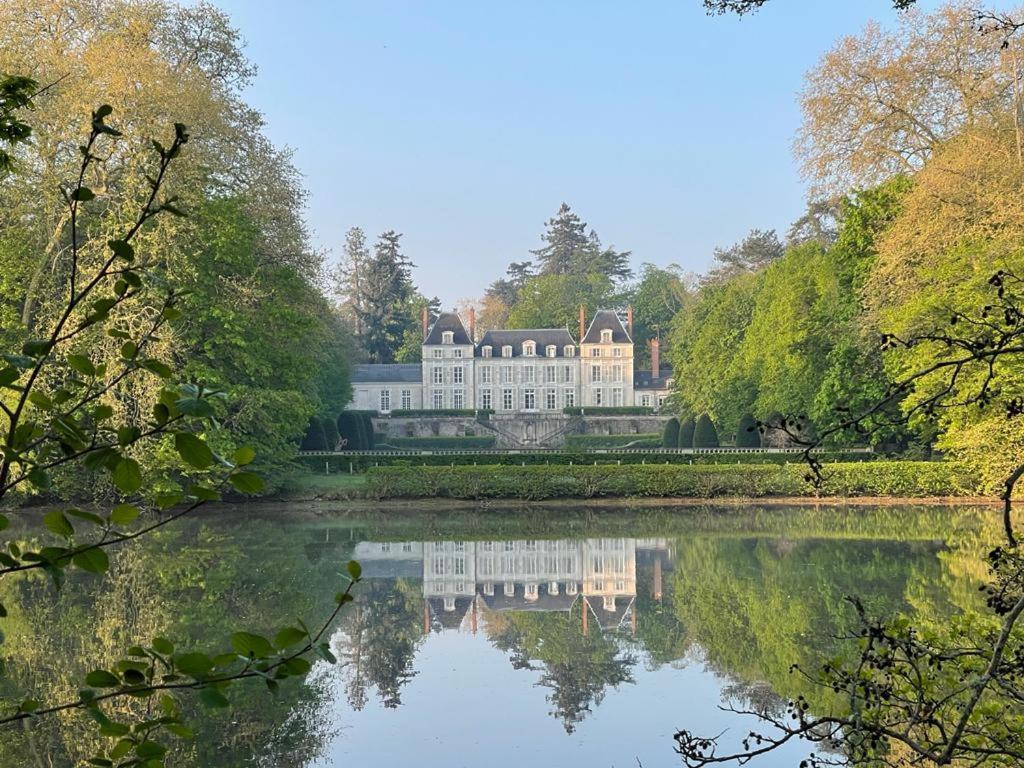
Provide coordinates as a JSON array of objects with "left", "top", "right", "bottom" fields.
[
  {"left": 467, "top": 306, "right": 476, "bottom": 342},
  {"left": 626, "top": 305, "right": 633, "bottom": 337},
  {"left": 578, "top": 305, "right": 586, "bottom": 341},
  {"left": 650, "top": 336, "right": 661, "bottom": 379},
  {"left": 422, "top": 306, "right": 429, "bottom": 340}
]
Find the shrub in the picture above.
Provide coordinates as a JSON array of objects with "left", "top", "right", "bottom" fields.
[
  {"left": 735, "top": 413, "right": 760, "bottom": 448},
  {"left": 694, "top": 414, "right": 719, "bottom": 448},
  {"left": 662, "top": 418, "right": 680, "bottom": 448},
  {"left": 322, "top": 416, "right": 341, "bottom": 451},
  {"left": 300, "top": 417, "right": 328, "bottom": 451},
  {"left": 337, "top": 412, "right": 370, "bottom": 450},
  {"left": 678, "top": 416, "right": 696, "bottom": 449}
]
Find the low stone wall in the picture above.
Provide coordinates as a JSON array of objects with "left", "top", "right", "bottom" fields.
[
  {"left": 373, "top": 416, "right": 488, "bottom": 439},
  {"left": 574, "top": 415, "right": 669, "bottom": 437}
]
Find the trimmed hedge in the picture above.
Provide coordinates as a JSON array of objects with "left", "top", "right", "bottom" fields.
[
  {"left": 364, "top": 461, "right": 976, "bottom": 500},
  {"left": 337, "top": 412, "right": 376, "bottom": 450},
  {"left": 736, "top": 413, "right": 760, "bottom": 448},
  {"left": 565, "top": 434, "right": 662, "bottom": 450},
  {"left": 377, "top": 435, "right": 497, "bottom": 450},
  {"left": 694, "top": 414, "right": 720, "bottom": 449},
  {"left": 662, "top": 418, "right": 680, "bottom": 448},
  {"left": 562, "top": 406, "right": 655, "bottom": 416},
  {"left": 300, "top": 417, "right": 328, "bottom": 451},
  {"left": 678, "top": 417, "right": 695, "bottom": 449}
]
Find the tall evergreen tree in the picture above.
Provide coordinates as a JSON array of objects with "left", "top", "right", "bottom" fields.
[
  {"left": 334, "top": 226, "right": 370, "bottom": 338},
  {"left": 356, "top": 230, "right": 417, "bottom": 363},
  {"left": 530, "top": 203, "right": 632, "bottom": 281},
  {"left": 703, "top": 228, "right": 784, "bottom": 285}
]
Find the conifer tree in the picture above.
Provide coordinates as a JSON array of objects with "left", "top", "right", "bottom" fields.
[
  {"left": 735, "top": 413, "right": 761, "bottom": 448},
  {"left": 678, "top": 416, "right": 696, "bottom": 449},
  {"left": 662, "top": 417, "right": 680, "bottom": 448},
  {"left": 356, "top": 230, "right": 417, "bottom": 363},
  {"left": 334, "top": 226, "right": 370, "bottom": 338},
  {"left": 693, "top": 414, "right": 720, "bottom": 448}
]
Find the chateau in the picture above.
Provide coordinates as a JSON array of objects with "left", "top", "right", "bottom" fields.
[{"left": 347, "top": 308, "right": 671, "bottom": 415}]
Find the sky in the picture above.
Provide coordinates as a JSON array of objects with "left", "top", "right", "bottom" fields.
[{"left": 204, "top": 0, "right": 958, "bottom": 307}]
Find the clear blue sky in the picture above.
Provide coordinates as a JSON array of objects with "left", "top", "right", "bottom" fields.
[{"left": 207, "top": 0, "right": 953, "bottom": 307}]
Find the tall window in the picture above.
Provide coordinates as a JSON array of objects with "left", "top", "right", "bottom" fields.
[
  {"left": 563, "top": 365, "right": 573, "bottom": 382},
  {"left": 401, "top": 389, "right": 412, "bottom": 409},
  {"left": 501, "top": 365, "right": 513, "bottom": 384},
  {"left": 481, "top": 366, "right": 492, "bottom": 384},
  {"left": 612, "top": 388, "right": 623, "bottom": 406},
  {"left": 453, "top": 366, "right": 464, "bottom": 384},
  {"left": 453, "top": 390, "right": 465, "bottom": 409},
  {"left": 502, "top": 388, "right": 514, "bottom": 410},
  {"left": 481, "top": 389, "right": 492, "bottom": 410},
  {"left": 545, "top": 390, "right": 556, "bottom": 410},
  {"left": 380, "top": 389, "right": 391, "bottom": 412},
  {"left": 432, "top": 366, "right": 443, "bottom": 384},
  {"left": 524, "top": 389, "right": 536, "bottom": 410},
  {"left": 523, "top": 365, "right": 535, "bottom": 384},
  {"left": 594, "top": 389, "right": 603, "bottom": 406},
  {"left": 565, "top": 389, "right": 575, "bottom": 408},
  {"left": 640, "top": 394, "right": 651, "bottom": 407},
  {"left": 612, "top": 364, "right": 622, "bottom": 382},
  {"left": 432, "top": 390, "right": 444, "bottom": 409},
  {"left": 591, "top": 365, "right": 602, "bottom": 383},
  {"left": 545, "top": 365, "right": 556, "bottom": 383}
]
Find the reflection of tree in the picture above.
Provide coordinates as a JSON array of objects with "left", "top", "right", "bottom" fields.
[
  {"left": 336, "top": 578, "right": 424, "bottom": 710},
  {"left": 485, "top": 609, "right": 637, "bottom": 732}
]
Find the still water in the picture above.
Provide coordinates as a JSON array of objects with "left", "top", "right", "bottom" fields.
[{"left": 0, "top": 503, "right": 995, "bottom": 767}]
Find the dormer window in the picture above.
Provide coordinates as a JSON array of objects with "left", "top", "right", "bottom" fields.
[
  {"left": 523, "top": 341, "right": 536, "bottom": 357},
  {"left": 545, "top": 345, "right": 557, "bottom": 358},
  {"left": 600, "top": 329, "right": 613, "bottom": 343},
  {"left": 502, "top": 345, "right": 513, "bottom": 358},
  {"left": 564, "top": 345, "right": 575, "bottom": 357},
  {"left": 482, "top": 345, "right": 492, "bottom": 358},
  {"left": 442, "top": 331, "right": 454, "bottom": 345}
]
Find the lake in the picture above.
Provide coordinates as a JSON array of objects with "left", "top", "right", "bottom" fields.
[{"left": 0, "top": 502, "right": 996, "bottom": 767}]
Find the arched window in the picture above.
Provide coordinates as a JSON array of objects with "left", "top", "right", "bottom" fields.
[
  {"left": 564, "top": 345, "right": 575, "bottom": 357},
  {"left": 501, "top": 345, "right": 513, "bottom": 358},
  {"left": 442, "top": 331, "right": 454, "bottom": 344},
  {"left": 545, "top": 345, "right": 557, "bottom": 357},
  {"left": 481, "top": 345, "right": 492, "bottom": 358},
  {"left": 523, "top": 341, "right": 536, "bottom": 356},
  {"left": 600, "top": 329, "right": 612, "bottom": 343}
]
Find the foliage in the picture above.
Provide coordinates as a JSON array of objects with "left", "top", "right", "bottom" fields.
[
  {"left": 693, "top": 414, "right": 720, "bottom": 449},
  {"left": 663, "top": 418, "right": 680, "bottom": 448},
  {"left": 735, "top": 414, "right": 760, "bottom": 448},
  {"left": 0, "top": 74, "right": 35, "bottom": 175},
  {"left": 377, "top": 435, "right": 497, "bottom": 450},
  {"left": 678, "top": 416, "right": 696, "bottom": 449},
  {"left": 563, "top": 433, "right": 662, "bottom": 450},
  {"left": 301, "top": 418, "right": 329, "bottom": 452}
]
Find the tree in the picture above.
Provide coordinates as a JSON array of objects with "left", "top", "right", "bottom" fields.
[
  {"left": 704, "top": 229, "right": 784, "bottom": 285},
  {"left": 356, "top": 230, "right": 417, "bottom": 363},
  {"left": 334, "top": 226, "right": 371, "bottom": 339},
  {"left": 507, "top": 272, "right": 615, "bottom": 331},
  {"left": 663, "top": 417, "right": 681, "bottom": 448},
  {"left": 627, "top": 263, "right": 695, "bottom": 366},
  {"left": 0, "top": 75, "right": 35, "bottom": 175},
  {"left": 735, "top": 414, "right": 760, "bottom": 448},
  {"left": 703, "top": 0, "right": 917, "bottom": 13},
  {"left": 785, "top": 198, "right": 842, "bottom": 247},
  {"left": 678, "top": 416, "right": 696, "bottom": 449},
  {"left": 693, "top": 414, "right": 720, "bottom": 448},
  {"left": 530, "top": 203, "right": 632, "bottom": 281},
  {"left": 486, "top": 261, "right": 535, "bottom": 308},
  {"left": 301, "top": 417, "right": 328, "bottom": 451}
]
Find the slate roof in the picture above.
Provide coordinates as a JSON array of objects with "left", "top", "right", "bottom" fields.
[
  {"left": 424, "top": 312, "right": 473, "bottom": 345},
  {"left": 634, "top": 370, "right": 672, "bottom": 390},
  {"left": 426, "top": 596, "right": 474, "bottom": 630},
  {"left": 475, "top": 329, "right": 576, "bottom": 357},
  {"left": 351, "top": 363, "right": 422, "bottom": 383},
  {"left": 581, "top": 309, "right": 632, "bottom": 344}
]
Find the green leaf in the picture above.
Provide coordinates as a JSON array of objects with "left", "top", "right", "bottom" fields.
[
  {"left": 174, "top": 433, "right": 213, "bottom": 469},
  {"left": 116, "top": 426, "right": 140, "bottom": 446},
  {"left": 21, "top": 339, "right": 53, "bottom": 357},
  {"left": 134, "top": 741, "right": 166, "bottom": 760},
  {"left": 107, "top": 240, "right": 134, "bottom": 261},
  {"left": 187, "top": 484, "right": 220, "bottom": 502},
  {"left": 73, "top": 548, "right": 110, "bottom": 574},
  {"left": 110, "top": 504, "right": 140, "bottom": 525},
  {"left": 70, "top": 187, "right": 95, "bottom": 202},
  {"left": 0, "top": 513, "right": 8, "bottom": 532},
  {"left": 43, "top": 510, "right": 74, "bottom": 538},
  {"left": 152, "top": 637, "right": 174, "bottom": 655},
  {"left": 165, "top": 723, "right": 194, "bottom": 738},
  {"left": 174, "top": 652, "right": 212, "bottom": 677},
  {"left": 281, "top": 657, "right": 311, "bottom": 676},
  {"left": 66, "top": 508, "right": 104, "bottom": 526},
  {"left": 28, "top": 467, "right": 52, "bottom": 490},
  {"left": 98, "top": 722, "right": 130, "bottom": 737},
  {"left": 85, "top": 669, "right": 120, "bottom": 688},
  {"left": 0, "top": 367, "right": 19, "bottom": 387},
  {"left": 154, "top": 491, "right": 183, "bottom": 509},
  {"left": 316, "top": 643, "right": 337, "bottom": 664},
  {"left": 66, "top": 354, "right": 96, "bottom": 377},
  {"left": 162, "top": 306, "right": 183, "bottom": 321},
  {"left": 274, "top": 626, "right": 307, "bottom": 650},
  {"left": 112, "top": 458, "right": 142, "bottom": 494},
  {"left": 176, "top": 397, "right": 215, "bottom": 418},
  {"left": 228, "top": 471, "right": 264, "bottom": 495},
  {"left": 92, "top": 404, "right": 114, "bottom": 421},
  {"left": 232, "top": 446, "right": 256, "bottom": 466},
  {"left": 347, "top": 560, "right": 362, "bottom": 580},
  {"left": 27, "top": 391, "right": 52, "bottom": 409},
  {"left": 119, "top": 341, "right": 137, "bottom": 360},
  {"left": 231, "top": 631, "right": 274, "bottom": 659},
  {"left": 19, "top": 699, "right": 39, "bottom": 713},
  {"left": 198, "top": 687, "right": 229, "bottom": 708}
]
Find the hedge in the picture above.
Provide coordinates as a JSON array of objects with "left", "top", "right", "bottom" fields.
[
  {"left": 735, "top": 413, "right": 760, "bottom": 448},
  {"left": 565, "top": 434, "right": 662, "bottom": 450},
  {"left": 364, "top": 461, "right": 977, "bottom": 500},
  {"left": 300, "top": 417, "right": 328, "bottom": 451},
  {"left": 377, "top": 435, "right": 497, "bottom": 450},
  {"left": 662, "top": 418, "right": 680, "bottom": 448},
  {"left": 337, "top": 412, "right": 375, "bottom": 450},
  {"left": 694, "top": 414, "right": 720, "bottom": 449},
  {"left": 678, "top": 417, "right": 695, "bottom": 449},
  {"left": 562, "top": 406, "right": 655, "bottom": 416}
]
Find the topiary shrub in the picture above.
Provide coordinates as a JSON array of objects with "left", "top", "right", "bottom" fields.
[
  {"left": 662, "top": 417, "right": 680, "bottom": 448},
  {"left": 337, "top": 412, "right": 363, "bottom": 450},
  {"left": 322, "top": 416, "right": 341, "bottom": 451},
  {"left": 361, "top": 413, "right": 376, "bottom": 450},
  {"left": 300, "top": 417, "right": 328, "bottom": 451},
  {"left": 693, "top": 413, "right": 719, "bottom": 448},
  {"left": 678, "top": 416, "right": 696, "bottom": 449},
  {"left": 735, "top": 413, "right": 760, "bottom": 448}
]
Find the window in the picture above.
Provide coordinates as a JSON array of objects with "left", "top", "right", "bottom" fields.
[
  {"left": 613, "top": 347, "right": 622, "bottom": 357},
  {"left": 504, "top": 582, "right": 515, "bottom": 597},
  {"left": 501, "top": 365, "right": 513, "bottom": 384},
  {"left": 380, "top": 389, "right": 391, "bottom": 412},
  {"left": 591, "top": 365, "right": 602, "bottom": 383},
  {"left": 566, "top": 582, "right": 578, "bottom": 595},
  {"left": 481, "top": 366, "right": 492, "bottom": 384},
  {"left": 454, "top": 558, "right": 465, "bottom": 575},
  {"left": 565, "top": 389, "right": 575, "bottom": 408},
  {"left": 433, "top": 348, "right": 443, "bottom": 358},
  {"left": 401, "top": 389, "right": 412, "bottom": 409},
  {"left": 545, "top": 390, "right": 556, "bottom": 410},
  {"left": 432, "top": 390, "right": 444, "bottom": 409},
  {"left": 503, "top": 388, "right": 514, "bottom": 410},
  {"left": 525, "top": 583, "right": 538, "bottom": 600},
  {"left": 453, "top": 390, "right": 465, "bottom": 409},
  {"left": 546, "top": 345, "right": 557, "bottom": 357},
  {"left": 453, "top": 349, "right": 463, "bottom": 358},
  {"left": 453, "top": 366, "right": 464, "bottom": 384},
  {"left": 432, "top": 366, "right": 443, "bottom": 384},
  {"left": 483, "top": 582, "right": 494, "bottom": 596},
  {"left": 601, "top": 329, "right": 612, "bottom": 343},
  {"left": 590, "top": 347, "right": 601, "bottom": 357},
  {"left": 442, "top": 331, "right": 454, "bottom": 344},
  {"left": 482, "top": 345, "right": 492, "bottom": 358},
  {"left": 523, "top": 365, "right": 535, "bottom": 383},
  {"left": 523, "top": 341, "right": 536, "bottom": 356},
  {"left": 612, "top": 364, "right": 623, "bottom": 382},
  {"left": 444, "top": 596, "right": 456, "bottom": 611},
  {"left": 545, "top": 365, "right": 556, "bottom": 383},
  {"left": 640, "top": 394, "right": 651, "bottom": 407},
  {"left": 594, "top": 389, "right": 603, "bottom": 406},
  {"left": 658, "top": 395, "right": 667, "bottom": 408},
  {"left": 563, "top": 365, "right": 573, "bottom": 382},
  {"left": 502, "top": 345, "right": 512, "bottom": 358},
  {"left": 564, "top": 345, "right": 575, "bottom": 357},
  {"left": 524, "top": 389, "right": 536, "bottom": 410},
  {"left": 549, "top": 582, "right": 560, "bottom": 595},
  {"left": 612, "top": 388, "right": 623, "bottom": 406},
  {"left": 481, "top": 389, "right": 492, "bottom": 410}
]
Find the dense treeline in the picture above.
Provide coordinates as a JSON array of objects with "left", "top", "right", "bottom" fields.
[
  {"left": 0, "top": 0, "right": 350, "bottom": 481},
  {"left": 667, "top": 3, "right": 1024, "bottom": 477}
]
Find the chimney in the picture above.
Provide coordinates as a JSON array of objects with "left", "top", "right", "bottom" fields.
[
  {"left": 626, "top": 305, "right": 633, "bottom": 337},
  {"left": 421, "top": 306, "right": 429, "bottom": 340},
  {"left": 650, "top": 337, "right": 661, "bottom": 379},
  {"left": 579, "top": 305, "right": 586, "bottom": 341},
  {"left": 468, "top": 306, "right": 476, "bottom": 343}
]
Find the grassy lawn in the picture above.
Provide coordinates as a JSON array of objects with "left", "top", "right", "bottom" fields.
[{"left": 281, "top": 471, "right": 368, "bottom": 498}]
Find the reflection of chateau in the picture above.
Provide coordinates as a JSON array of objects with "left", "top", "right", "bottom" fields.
[{"left": 354, "top": 538, "right": 671, "bottom": 634}]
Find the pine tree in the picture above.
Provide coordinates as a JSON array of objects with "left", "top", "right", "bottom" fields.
[
  {"left": 735, "top": 413, "right": 761, "bottom": 448},
  {"left": 356, "top": 230, "right": 417, "bottom": 363},
  {"left": 662, "top": 417, "right": 680, "bottom": 448},
  {"left": 530, "top": 203, "right": 632, "bottom": 280},
  {"left": 334, "top": 227, "right": 370, "bottom": 339},
  {"left": 678, "top": 416, "right": 696, "bottom": 449},
  {"left": 693, "top": 414, "right": 720, "bottom": 448}
]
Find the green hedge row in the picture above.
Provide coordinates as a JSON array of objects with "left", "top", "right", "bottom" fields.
[
  {"left": 295, "top": 450, "right": 881, "bottom": 473},
  {"left": 363, "top": 461, "right": 977, "bottom": 500},
  {"left": 377, "top": 435, "right": 497, "bottom": 450},
  {"left": 562, "top": 406, "right": 655, "bottom": 416},
  {"left": 564, "top": 433, "right": 662, "bottom": 449}
]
